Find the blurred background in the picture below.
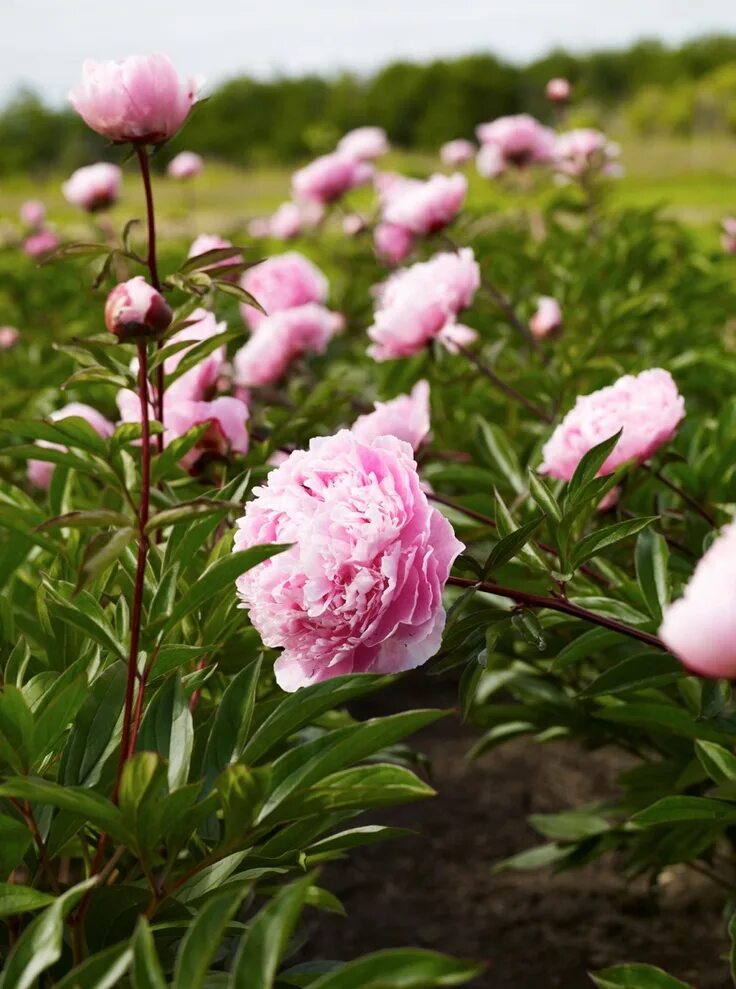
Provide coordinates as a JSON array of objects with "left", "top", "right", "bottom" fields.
[{"left": 2, "top": 0, "right": 736, "bottom": 235}]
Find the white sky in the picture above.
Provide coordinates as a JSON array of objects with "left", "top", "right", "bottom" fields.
[{"left": 2, "top": 0, "right": 736, "bottom": 105}]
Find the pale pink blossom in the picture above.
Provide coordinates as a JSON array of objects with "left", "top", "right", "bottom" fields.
[
  {"left": 351, "top": 381, "right": 430, "bottom": 451},
  {"left": 374, "top": 222, "right": 414, "bottom": 265},
  {"left": 440, "top": 139, "right": 476, "bottom": 167},
  {"left": 234, "top": 429, "right": 464, "bottom": 691},
  {"left": 23, "top": 229, "right": 59, "bottom": 259},
  {"left": 382, "top": 173, "right": 467, "bottom": 236},
  {"left": 162, "top": 308, "right": 228, "bottom": 403},
  {"left": 167, "top": 151, "right": 203, "bottom": 179},
  {"left": 240, "top": 252, "right": 328, "bottom": 330},
  {"left": 337, "top": 126, "right": 389, "bottom": 161},
  {"left": 342, "top": 213, "right": 366, "bottom": 236},
  {"left": 476, "top": 143, "right": 505, "bottom": 179},
  {"left": 269, "top": 202, "right": 303, "bottom": 240},
  {"left": 546, "top": 78, "right": 572, "bottom": 103},
  {"left": 248, "top": 217, "right": 272, "bottom": 238},
  {"left": 476, "top": 114, "right": 556, "bottom": 171},
  {"left": 660, "top": 521, "right": 736, "bottom": 678},
  {"left": 529, "top": 296, "right": 563, "bottom": 339},
  {"left": 28, "top": 403, "right": 114, "bottom": 489},
  {"left": 187, "top": 234, "right": 241, "bottom": 276},
  {"left": 233, "top": 303, "right": 342, "bottom": 387},
  {"left": 62, "top": 162, "right": 122, "bottom": 212},
  {"left": 368, "top": 249, "right": 480, "bottom": 361},
  {"left": 105, "top": 276, "right": 172, "bottom": 341},
  {"left": 0, "top": 326, "right": 19, "bottom": 349},
  {"left": 540, "top": 369, "right": 685, "bottom": 482},
  {"left": 69, "top": 53, "right": 201, "bottom": 144},
  {"left": 292, "top": 152, "right": 373, "bottom": 205},
  {"left": 554, "top": 129, "right": 621, "bottom": 178},
  {"left": 20, "top": 200, "right": 45, "bottom": 228},
  {"left": 164, "top": 397, "right": 248, "bottom": 469}
]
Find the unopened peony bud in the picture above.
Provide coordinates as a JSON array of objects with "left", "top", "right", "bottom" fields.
[
  {"left": 167, "top": 151, "right": 204, "bottom": 179},
  {"left": 62, "top": 163, "right": 122, "bottom": 212},
  {"left": 105, "top": 277, "right": 172, "bottom": 342},
  {"left": 20, "top": 199, "right": 45, "bottom": 229},
  {"left": 546, "top": 78, "right": 572, "bottom": 104}
]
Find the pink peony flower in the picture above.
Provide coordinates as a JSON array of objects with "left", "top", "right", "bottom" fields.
[
  {"left": 105, "top": 276, "right": 172, "bottom": 341},
  {"left": 540, "top": 369, "right": 685, "bottom": 482},
  {"left": 554, "top": 129, "right": 621, "bottom": 178},
  {"left": 476, "top": 114, "right": 556, "bottom": 171},
  {"left": 337, "top": 126, "right": 389, "bottom": 161},
  {"left": 164, "top": 396, "right": 248, "bottom": 469},
  {"left": 382, "top": 173, "right": 467, "bottom": 236},
  {"left": 233, "top": 303, "right": 342, "bottom": 387},
  {"left": 440, "top": 139, "right": 476, "bottom": 167},
  {"left": 368, "top": 249, "right": 480, "bottom": 361},
  {"left": 28, "top": 402, "right": 114, "bottom": 489},
  {"left": 167, "top": 151, "right": 203, "bottom": 179},
  {"left": 292, "top": 152, "right": 373, "bottom": 205},
  {"left": 0, "top": 326, "right": 19, "bottom": 349},
  {"left": 69, "top": 53, "right": 201, "bottom": 144},
  {"left": 660, "top": 521, "right": 736, "bottom": 678},
  {"left": 233, "top": 429, "right": 464, "bottom": 691},
  {"left": 374, "top": 222, "right": 414, "bottom": 265},
  {"left": 351, "top": 380, "right": 430, "bottom": 451},
  {"left": 269, "top": 202, "right": 303, "bottom": 240},
  {"left": 20, "top": 199, "right": 45, "bottom": 228},
  {"left": 240, "top": 252, "right": 328, "bottom": 330},
  {"left": 546, "top": 78, "right": 572, "bottom": 103},
  {"left": 62, "top": 162, "right": 122, "bottom": 212},
  {"left": 529, "top": 296, "right": 563, "bottom": 339},
  {"left": 162, "top": 308, "right": 228, "bottom": 403},
  {"left": 23, "top": 229, "right": 59, "bottom": 259},
  {"left": 721, "top": 218, "right": 736, "bottom": 255},
  {"left": 187, "top": 234, "right": 241, "bottom": 278},
  {"left": 476, "top": 143, "right": 506, "bottom": 179},
  {"left": 342, "top": 213, "right": 366, "bottom": 236}
]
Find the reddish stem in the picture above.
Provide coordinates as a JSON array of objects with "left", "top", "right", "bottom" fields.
[{"left": 454, "top": 342, "right": 553, "bottom": 423}]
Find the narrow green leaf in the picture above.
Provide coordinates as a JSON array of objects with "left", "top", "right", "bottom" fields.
[
  {"left": 131, "top": 916, "right": 167, "bottom": 989},
  {"left": 571, "top": 517, "right": 657, "bottom": 569},
  {"left": 0, "top": 884, "right": 55, "bottom": 918},
  {"left": 565, "top": 430, "right": 622, "bottom": 502},
  {"left": 590, "top": 963, "right": 695, "bottom": 989},
  {"left": 174, "top": 885, "right": 249, "bottom": 989},
  {"left": 635, "top": 528, "right": 670, "bottom": 622},
  {"left": 305, "top": 948, "right": 482, "bottom": 988}
]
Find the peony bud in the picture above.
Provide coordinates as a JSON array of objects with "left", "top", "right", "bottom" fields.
[
  {"left": 105, "top": 277, "right": 172, "bottom": 342},
  {"left": 546, "top": 78, "right": 572, "bottom": 104},
  {"left": 167, "top": 151, "right": 204, "bottom": 179},
  {"left": 20, "top": 199, "right": 45, "bottom": 229},
  {"left": 62, "top": 162, "right": 122, "bottom": 212}
]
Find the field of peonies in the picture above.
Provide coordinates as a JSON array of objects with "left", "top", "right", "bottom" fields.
[{"left": 2, "top": 53, "right": 736, "bottom": 988}]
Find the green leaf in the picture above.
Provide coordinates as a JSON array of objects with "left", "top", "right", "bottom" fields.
[
  {"left": 492, "top": 842, "right": 571, "bottom": 874},
  {"left": 174, "top": 885, "right": 249, "bottom": 989},
  {"left": 229, "top": 874, "right": 312, "bottom": 989},
  {"left": 145, "top": 498, "right": 236, "bottom": 534},
  {"left": 0, "top": 686, "right": 34, "bottom": 772},
  {"left": 571, "top": 517, "right": 657, "bottom": 569},
  {"left": 306, "top": 948, "right": 482, "bottom": 988},
  {"left": 202, "top": 657, "right": 262, "bottom": 790},
  {"left": 136, "top": 675, "right": 193, "bottom": 790},
  {"left": 163, "top": 545, "right": 288, "bottom": 634},
  {"left": 631, "top": 795, "right": 736, "bottom": 826},
  {"left": 635, "top": 528, "right": 670, "bottom": 622},
  {"left": 41, "top": 580, "right": 124, "bottom": 659},
  {"left": 0, "top": 778, "right": 125, "bottom": 840},
  {"left": 0, "top": 884, "right": 55, "bottom": 918},
  {"left": 37, "top": 509, "right": 131, "bottom": 532},
  {"left": 483, "top": 515, "right": 544, "bottom": 575},
  {"left": 528, "top": 470, "right": 561, "bottom": 522},
  {"left": 76, "top": 526, "right": 136, "bottom": 591},
  {"left": 565, "top": 431, "right": 622, "bottom": 502},
  {"left": 0, "top": 814, "right": 32, "bottom": 877},
  {"left": 131, "top": 916, "right": 167, "bottom": 989},
  {"left": 476, "top": 417, "right": 524, "bottom": 493},
  {"left": 218, "top": 764, "right": 272, "bottom": 840},
  {"left": 54, "top": 943, "right": 133, "bottom": 989},
  {"left": 590, "top": 963, "right": 696, "bottom": 988},
  {"left": 118, "top": 753, "right": 168, "bottom": 841},
  {"left": 695, "top": 740, "right": 736, "bottom": 786},
  {"left": 580, "top": 652, "right": 682, "bottom": 697},
  {"left": 60, "top": 664, "right": 126, "bottom": 787},
  {"left": 529, "top": 809, "right": 610, "bottom": 841},
  {"left": 0, "top": 878, "right": 97, "bottom": 989}
]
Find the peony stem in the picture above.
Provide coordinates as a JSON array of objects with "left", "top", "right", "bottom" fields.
[
  {"left": 135, "top": 145, "right": 165, "bottom": 451},
  {"left": 446, "top": 574, "right": 666, "bottom": 651},
  {"left": 647, "top": 464, "right": 716, "bottom": 528},
  {"left": 453, "top": 341, "right": 553, "bottom": 423}
]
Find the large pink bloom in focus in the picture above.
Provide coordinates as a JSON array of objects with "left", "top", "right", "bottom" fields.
[
  {"left": 240, "top": 252, "right": 328, "bottom": 330},
  {"left": 69, "top": 53, "right": 201, "bottom": 144},
  {"left": 476, "top": 114, "right": 556, "bottom": 171},
  {"left": 540, "top": 369, "right": 685, "bottom": 482},
  {"left": 660, "top": 521, "right": 736, "bottom": 678},
  {"left": 233, "top": 303, "right": 342, "bottom": 387},
  {"left": 292, "top": 152, "right": 373, "bottom": 205},
  {"left": 368, "top": 249, "right": 480, "bottom": 361},
  {"left": 382, "top": 173, "right": 467, "bottom": 236},
  {"left": 337, "top": 126, "right": 389, "bottom": 161},
  {"left": 62, "top": 162, "right": 122, "bottom": 212},
  {"left": 351, "top": 380, "right": 431, "bottom": 451},
  {"left": 234, "top": 429, "right": 464, "bottom": 691},
  {"left": 28, "top": 403, "right": 114, "bottom": 489},
  {"left": 167, "top": 151, "right": 203, "bottom": 179}
]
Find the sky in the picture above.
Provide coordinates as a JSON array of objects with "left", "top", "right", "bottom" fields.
[{"left": 2, "top": 0, "right": 736, "bottom": 106}]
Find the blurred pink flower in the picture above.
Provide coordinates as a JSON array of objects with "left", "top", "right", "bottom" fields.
[
  {"left": 721, "top": 218, "right": 736, "bottom": 255},
  {"left": 162, "top": 308, "right": 228, "bottom": 403},
  {"left": 292, "top": 152, "right": 373, "bottom": 205},
  {"left": 233, "top": 429, "right": 463, "bottom": 690},
  {"left": 554, "top": 129, "right": 621, "bottom": 178},
  {"left": 20, "top": 200, "right": 45, "bottom": 229},
  {"left": 529, "top": 296, "right": 563, "bottom": 339},
  {"left": 351, "top": 380, "right": 430, "bottom": 451},
  {"left": 374, "top": 222, "right": 414, "bottom": 265},
  {"left": 240, "top": 252, "right": 328, "bottom": 330},
  {"left": 187, "top": 234, "right": 241, "bottom": 275},
  {"left": 62, "top": 162, "right": 122, "bottom": 212},
  {"left": 105, "top": 276, "right": 172, "bottom": 341},
  {"left": 233, "top": 303, "right": 342, "bottom": 387},
  {"left": 476, "top": 114, "right": 556, "bottom": 171},
  {"left": 23, "top": 229, "right": 59, "bottom": 259},
  {"left": 342, "top": 213, "right": 366, "bottom": 236},
  {"left": 440, "top": 139, "right": 476, "bottom": 167},
  {"left": 167, "top": 151, "right": 203, "bottom": 179},
  {"left": 269, "top": 202, "right": 303, "bottom": 240},
  {"left": 546, "top": 78, "right": 572, "bottom": 103},
  {"left": 540, "top": 368, "right": 685, "bottom": 482},
  {"left": 660, "top": 521, "right": 736, "bottom": 678},
  {"left": 0, "top": 326, "right": 19, "bottom": 349},
  {"left": 337, "top": 126, "right": 389, "bottom": 161},
  {"left": 382, "top": 173, "right": 467, "bottom": 236},
  {"left": 28, "top": 403, "right": 114, "bottom": 489},
  {"left": 164, "top": 396, "right": 249, "bottom": 469},
  {"left": 69, "top": 53, "right": 201, "bottom": 144}
]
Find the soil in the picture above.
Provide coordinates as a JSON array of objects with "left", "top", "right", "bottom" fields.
[{"left": 303, "top": 674, "right": 730, "bottom": 989}]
